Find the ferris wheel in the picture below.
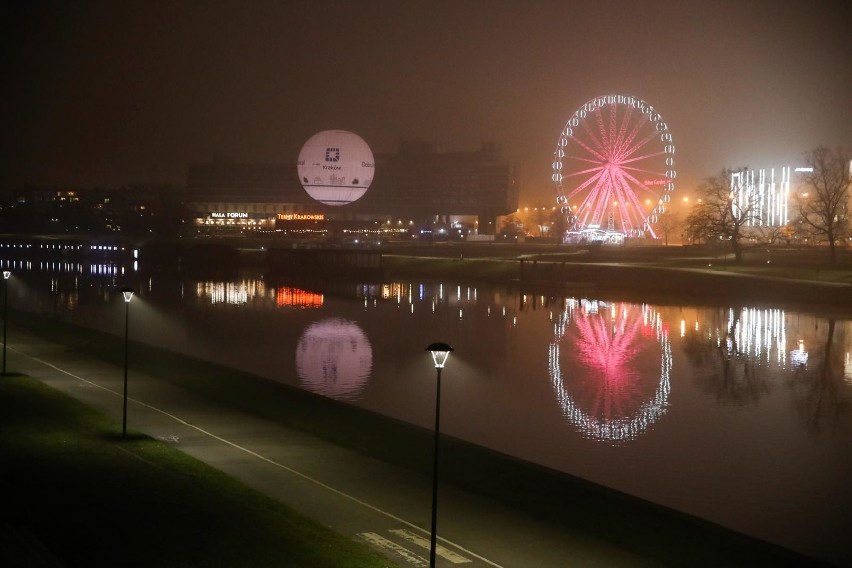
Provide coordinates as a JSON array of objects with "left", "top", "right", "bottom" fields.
[{"left": 552, "top": 94, "right": 675, "bottom": 238}]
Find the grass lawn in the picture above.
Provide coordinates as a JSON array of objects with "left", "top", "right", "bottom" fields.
[
  {"left": 383, "top": 254, "right": 520, "bottom": 282},
  {"left": 706, "top": 264, "right": 852, "bottom": 283},
  {"left": 0, "top": 375, "right": 395, "bottom": 568},
  {"left": 384, "top": 249, "right": 852, "bottom": 283}
]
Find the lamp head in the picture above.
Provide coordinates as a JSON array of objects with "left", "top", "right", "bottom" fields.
[
  {"left": 2, "top": 270, "right": 9, "bottom": 280},
  {"left": 121, "top": 287, "right": 134, "bottom": 303},
  {"left": 425, "top": 342, "right": 454, "bottom": 369}
]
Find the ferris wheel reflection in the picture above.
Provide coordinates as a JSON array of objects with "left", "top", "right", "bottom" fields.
[{"left": 549, "top": 299, "right": 672, "bottom": 443}]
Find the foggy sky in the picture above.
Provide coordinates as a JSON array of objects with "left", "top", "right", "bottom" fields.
[{"left": 2, "top": 0, "right": 850, "bottom": 203}]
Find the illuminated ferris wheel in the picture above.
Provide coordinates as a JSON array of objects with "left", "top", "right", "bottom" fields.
[{"left": 552, "top": 94, "right": 675, "bottom": 238}]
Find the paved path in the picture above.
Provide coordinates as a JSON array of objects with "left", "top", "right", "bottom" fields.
[{"left": 7, "top": 328, "right": 656, "bottom": 567}]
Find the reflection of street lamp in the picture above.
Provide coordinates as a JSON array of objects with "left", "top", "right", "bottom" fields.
[
  {"left": 121, "top": 287, "right": 134, "bottom": 437},
  {"left": 2, "top": 271, "right": 10, "bottom": 375},
  {"left": 425, "top": 342, "right": 454, "bottom": 568}
]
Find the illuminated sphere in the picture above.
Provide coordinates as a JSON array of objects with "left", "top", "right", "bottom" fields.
[
  {"left": 297, "top": 130, "right": 375, "bottom": 206},
  {"left": 296, "top": 318, "right": 373, "bottom": 400}
]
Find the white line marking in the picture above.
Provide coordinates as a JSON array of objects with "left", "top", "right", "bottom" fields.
[
  {"left": 391, "top": 528, "right": 472, "bottom": 563},
  {"left": 13, "top": 345, "right": 504, "bottom": 567},
  {"left": 360, "top": 532, "right": 427, "bottom": 566}
]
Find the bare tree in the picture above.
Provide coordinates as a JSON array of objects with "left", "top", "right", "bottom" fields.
[
  {"left": 788, "top": 319, "right": 851, "bottom": 434},
  {"left": 682, "top": 307, "right": 771, "bottom": 405},
  {"left": 683, "top": 168, "right": 764, "bottom": 262},
  {"left": 793, "top": 147, "right": 851, "bottom": 264},
  {"left": 499, "top": 213, "right": 524, "bottom": 238},
  {"left": 655, "top": 210, "right": 680, "bottom": 245},
  {"left": 551, "top": 208, "right": 569, "bottom": 243},
  {"left": 528, "top": 206, "right": 566, "bottom": 238}
]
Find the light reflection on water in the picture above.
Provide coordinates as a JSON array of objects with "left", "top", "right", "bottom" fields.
[
  {"left": 549, "top": 299, "right": 672, "bottom": 444},
  {"left": 296, "top": 318, "right": 372, "bottom": 400},
  {"left": 4, "top": 263, "right": 852, "bottom": 566}
]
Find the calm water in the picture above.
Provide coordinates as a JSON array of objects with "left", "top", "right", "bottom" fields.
[{"left": 4, "top": 258, "right": 852, "bottom": 566}]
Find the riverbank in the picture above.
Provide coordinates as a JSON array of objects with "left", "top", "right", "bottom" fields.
[
  {"left": 5, "top": 233, "right": 851, "bottom": 307},
  {"left": 380, "top": 244, "right": 852, "bottom": 311},
  {"left": 8, "top": 313, "right": 829, "bottom": 566}
]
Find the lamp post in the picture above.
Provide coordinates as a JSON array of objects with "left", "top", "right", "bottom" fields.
[
  {"left": 425, "top": 341, "right": 454, "bottom": 568},
  {"left": 2, "top": 270, "right": 10, "bottom": 375},
  {"left": 121, "top": 287, "right": 134, "bottom": 437}
]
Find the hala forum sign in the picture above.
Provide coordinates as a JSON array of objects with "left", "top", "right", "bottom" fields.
[{"left": 297, "top": 130, "right": 375, "bottom": 206}]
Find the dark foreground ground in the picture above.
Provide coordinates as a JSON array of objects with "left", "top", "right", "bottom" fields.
[{"left": 0, "top": 374, "right": 394, "bottom": 568}]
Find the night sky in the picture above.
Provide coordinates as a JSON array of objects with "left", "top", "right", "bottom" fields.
[{"left": 2, "top": 0, "right": 850, "bottom": 203}]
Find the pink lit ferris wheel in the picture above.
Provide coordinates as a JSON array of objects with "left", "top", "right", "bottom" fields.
[{"left": 552, "top": 94, "right": 675, "bottom": 239}]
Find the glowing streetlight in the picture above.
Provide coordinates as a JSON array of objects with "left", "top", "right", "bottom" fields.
[
  {"left": 2, "top": 270, "right": 10, "bottom": 375},
  {"left": 424, "top": 342, "right": 454, "bottom": 568},
  {"left": 121, "top": 287, "right": 134, "bottom": 437}
]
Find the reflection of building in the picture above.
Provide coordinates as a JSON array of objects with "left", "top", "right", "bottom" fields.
[
  {"left": 723, "top": 307, "right": 788, "bottom": 366},
  {"left": 276, "top": 287, "right": 323, "bottom": 309},
  {"left": 196, "top": 280, "right": 266, "bottom": 305},
  {"left": 682, "top": 307, "right": 852, "bottom": 375},
  {"left": 186, "top": 142, "right": 519, "bottom": 236},
  {"left": 193, "top": 279, "right": 325, "bottom": 309}
]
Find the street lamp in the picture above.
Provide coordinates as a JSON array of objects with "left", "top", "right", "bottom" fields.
[
  {"left": 425, "top": 341, "right": 454, "bottom": 568},
  {"left": 2, "top": 270, "right": 10, "bottom": 375},
  {"left": 121, "top": 287, "right": 134, "bottom": 437}
]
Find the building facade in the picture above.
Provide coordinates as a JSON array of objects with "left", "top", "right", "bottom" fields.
[
  {"left": 186, "top": 142, "right": 519, "bottom": 236},
  {"left": 730, "top": 166, "right": 792, "bottom": 227}
]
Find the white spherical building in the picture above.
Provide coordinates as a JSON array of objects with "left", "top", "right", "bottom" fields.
[{"left": 296, "top": 130, "right": 375, "bottom": 206}]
